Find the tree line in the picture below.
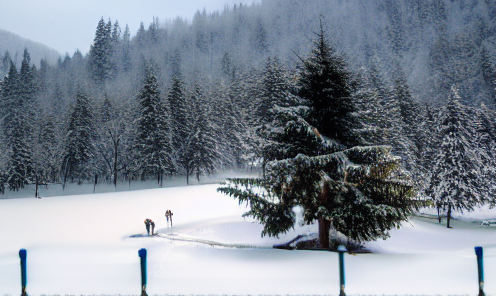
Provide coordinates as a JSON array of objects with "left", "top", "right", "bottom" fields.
[{"left": 0, "top": 1, "right": 495, "bottom": 233}]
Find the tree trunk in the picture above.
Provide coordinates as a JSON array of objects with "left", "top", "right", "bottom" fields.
[
  {"left": 113, "top": 144, "right": 118, "bottom": 188},
  {"left": 437, "top": 206, "right": 441, "bottom": 224},
  {"left": 318, "top": 217, "right": 330, "bottom": 249},
  {"left": 35, "top": 174, "right": 39, "bottom": 198},
  {"left": 186, "top": 165, "right": 189, "bottom": 185},
  {"left": 447, "top": 203, "right": 452, "bottom": 228},
  {"left": 94, "top": 174, "right": 98, "bottom": 193}
]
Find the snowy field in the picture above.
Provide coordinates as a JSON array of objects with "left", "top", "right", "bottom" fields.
[{"left": 1, "top": 178, "right": 496, "bottom": 295}]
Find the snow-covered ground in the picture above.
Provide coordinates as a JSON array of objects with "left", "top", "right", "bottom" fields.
[{"left": 1, "top": 180, "right": 496, "bottom": 295}]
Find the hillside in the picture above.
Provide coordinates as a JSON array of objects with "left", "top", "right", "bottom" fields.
[{"left": 0, "top": 29, "right": 60, "bottom": 75}]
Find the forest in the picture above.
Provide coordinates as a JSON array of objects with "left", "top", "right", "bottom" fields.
[{"left": 0, "top": 0, "right": 496, "bottom": 219}]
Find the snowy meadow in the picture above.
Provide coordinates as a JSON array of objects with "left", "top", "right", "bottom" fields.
[{"left": 1, "top": 181, "right": 496, "bottom": 295}]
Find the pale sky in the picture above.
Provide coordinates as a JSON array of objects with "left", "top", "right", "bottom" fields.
[{"left": 0, "top": 0, "right": 260, "bottom": 56}]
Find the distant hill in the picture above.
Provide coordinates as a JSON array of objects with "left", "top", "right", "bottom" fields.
[{"left": 0, "top": 29, "right": 60, "bottom": 68}]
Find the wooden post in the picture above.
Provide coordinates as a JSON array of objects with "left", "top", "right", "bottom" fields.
[
  {"left": 138, "top": 248, "right": 148, "bottom": 296},
  {"left": 338, "top": 244, "right": 346, "bottom": 296},
  {"left": 19, "top": 249, "right": 27, "bottom": 296},
  {"left": 475, "top": 246, "right": 485, "bottom": 296}
]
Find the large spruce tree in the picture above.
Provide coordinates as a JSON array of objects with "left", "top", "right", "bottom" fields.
[
  {"left": 218, "top": 25, "right": 416, "bottom": 249},
  {"left": 188, "top": 85, "right": 220, "bottom": 182},
  {"left": 297, "top": 21, "right": 360, "bottom": 147},
  {"left": 1, "top": 52, "right": 35, "bottom": 191},
  {"left": 427, "top": 87, "right": 487, "bottom": 228},
  {"left": 134, "top": 67, "right": 174, "bottom": 184},
  {"left": 62, "top": 90, "right": 96, "bottom": 186}
]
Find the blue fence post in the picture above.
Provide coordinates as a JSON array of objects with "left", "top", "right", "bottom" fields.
[
  {"left": 337, "top": 245, "right": 347, "bottom": 296},
  {"left": 138, "top": 248, "right": 148, "bottom": 296},
  {"left": 19, "top": 249, "right": 27, "bottom": 296},
  {"left": 475, "top": 246, "right": 485, "bottom": 296}
]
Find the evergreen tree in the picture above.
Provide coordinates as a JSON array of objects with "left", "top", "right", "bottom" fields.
[
  {"left": 122, "top": 24, "right": 132, "bottom": 73},
  {"left": 62, "top": 90, "right": 96, "bottom": 186},
  {"left": 88, "top": 18, "right": 113, "bottom": 83},
  {"left": 219, "top": 138, "right": 415, "bottom": 247},
  {"left": 427, "top": 86, "right": 487, "bottom": 228},
  {"left": 297, "top": 21, "right": 360, "bottom": 147},
  {"left": 1, "top": 52, "right": 36, "bottom": 191},
  {"left": 188, "top": 85, "right": 220, "bottom": 182},
  {"left": 168, "top": 76, "right": 188, "bottom": 165},
  {"left": 256, "top": 57, "right": 309, "bottom": 175},
  {"left": 35, "top": 113, "right": 61, "bottom": 184},
  {"left": 134, "top": 67, "right": 174, "bottom": 184}
]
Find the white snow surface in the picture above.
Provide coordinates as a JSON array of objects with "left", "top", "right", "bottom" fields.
[{"left": 1, "top": 181, "right": 496, "bottom": 295}]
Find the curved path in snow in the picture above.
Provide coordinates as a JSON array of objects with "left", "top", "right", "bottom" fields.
[{"left": 155, "top": 232, "right": 272, "bottom": 249}]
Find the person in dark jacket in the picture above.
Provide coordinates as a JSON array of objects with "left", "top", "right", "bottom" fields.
[
  {"left": 144, "top": 218, "right": 151, "bottom": 235},
  {"left": 169, "top": 211, "right": 173, "bottom": 227}
]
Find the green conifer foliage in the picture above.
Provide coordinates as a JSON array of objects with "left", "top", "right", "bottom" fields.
[
  {"left": 297, "top": 21, "right": 359, "bottom": 147},
  {"left": 62, "top": 90, "right": 96, "bottom": 186},
  {"left": 428, "top": 87, "right": 487, "bottom": 227},
  {"left": 218, "top": 144, "right": 415, "bottom": 245},
  {"left": 135, "top": 67, "right": 174, "bottom": 183}
]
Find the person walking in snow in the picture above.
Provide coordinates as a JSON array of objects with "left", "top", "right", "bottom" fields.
[
  {"left": 150, "top": 219, "right": 155, "bottom": 235},
  {"left": 165, "top": 210, "right": 169, "bottom": 225},
  {"left": 144, "top": 218, "right": 151, "bottom": 235},
  {"left": 169, "top": 210, "right": 173, "bottom": 227}
]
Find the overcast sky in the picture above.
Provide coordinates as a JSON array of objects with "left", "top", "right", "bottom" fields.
[{"left": 0, "top": 0, "right": 260, "bottom": 56}]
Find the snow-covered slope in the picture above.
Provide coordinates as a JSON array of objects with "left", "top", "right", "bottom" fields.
[{"left": 1, "top": 183, "right": 496, "bottom": 295}]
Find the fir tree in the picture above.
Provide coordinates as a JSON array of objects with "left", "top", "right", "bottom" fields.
[
  {"left": 168, "top": 76, "right": 188, "bottom": 168},
  {"left": 62, "top": 90, "right": 96, "bottom": 186},
  {"left": 1, "top": 53, "right": 36, "bottom": 191},
  {"left": 188, "top": 85, "right": 220, "bottom": 182},
  {"left": 219, "top": 139, "right": 415, "bottom": 247},
  {"left": 88, "top": 18, "right": 113, "bottom": 83},
  {"left": 134, "top": 67, "right": 174, "bottom": 184},
  {"left": 297, "top": 20, "right": 360, "bottom": 147},
  {"left": 427, "top": 86, "right": 487, "bottom": 228}
]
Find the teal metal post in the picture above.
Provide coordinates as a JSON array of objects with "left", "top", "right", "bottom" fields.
[
  {"left": 338, "top": 245, "right": 347, "bottom": 296},
  {"left": 19, "top": 249, "right": 27, "bottom": 296},
  {"left": 475, "top": 246, "right": 485, "bottom": 296},
  {"left": 138, "top": 248, "right": 148, "bottom": 296}
]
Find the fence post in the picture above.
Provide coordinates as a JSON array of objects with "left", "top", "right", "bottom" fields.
[
  {"left": 138, "top": 248, "right": 148, "bottom": 296},
  {"left": 475, "top": 246, "right": 485, "bottom": 296},
  {"left": 338, "top": 244, "right": 347, "bottom": 296},
  {"left": 19, "top": 249, "right": 27, "bottom": 296}
]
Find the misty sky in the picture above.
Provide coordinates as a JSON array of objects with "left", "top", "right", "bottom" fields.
[{"left": 0, "top": 0, "right": 260, "bottom": 56}]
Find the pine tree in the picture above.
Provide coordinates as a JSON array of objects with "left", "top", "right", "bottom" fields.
[
  {"left": 256, "top": 57, "right": 319, "bottom": 175},
  {"left": 35, "top": 113, "right": 61, "bottom": 184},
  {"left": 62, "top": 90, "right": 96, "bottom": 186},
  {"left": 1, "top": 52, "right": 36, "bottom": 191},
  {"left": 427, "top": 86, "right": 487, "bottom": 228},
  {"left": 134, "top": 67, "right": 174, "bottom": 184},
  {"left": 122, "top": 24, "right": 132, "bottom": 73},
  {"left": 188, "top": 85, "right": 220, "bottom": 182},
  {"left": 88, "top": 18, "right": 113, "bottom": 83},
  {"left": 297, "top": 20, "right": 360, "bottom": 147},
  {"left": 218, "top": 139, "right": 416, "bottom": 247},
  {"left": 168, "top": 76, "right": 188, "bottom": 166}
]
